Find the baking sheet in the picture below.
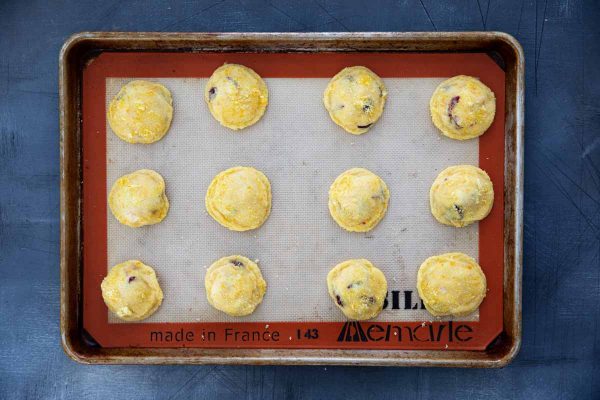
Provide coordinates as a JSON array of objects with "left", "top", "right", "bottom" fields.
[{"left": 106, "top": 77, "right": 479, "bottom": 324}]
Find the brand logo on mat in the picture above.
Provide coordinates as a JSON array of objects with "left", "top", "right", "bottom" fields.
[
  {"left": 336, "top": 320, "right": 475, "bottom": 343},
  {"left": 337, "top": 321, "right": 368, "bottom": 342},
  {"left": 382, "top": 290, "right": 426, "bottom": 310}
]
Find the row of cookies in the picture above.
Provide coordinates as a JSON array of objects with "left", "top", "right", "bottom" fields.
[
  {"left": 109, "top": 163, "right": 494, "bottom": 232},
  {"left": 108, "top": 65, "right": 496, "bottom": 142},
  {"left": 101, "top": 252, "right": 487, "bottom": 322}
]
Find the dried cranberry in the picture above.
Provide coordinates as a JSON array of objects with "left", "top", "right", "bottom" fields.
[
  {"left": 453, "top": 204, "right": 464, "bottom": 219},
  {"left": 447, "top": 96, "right": 462, "bottom": 128},
  {"left": 127, "top": 276, "right": 136, "bottom": 283},
  {"left": 208, "top": 87, "right": 217, "bottom": 100}
]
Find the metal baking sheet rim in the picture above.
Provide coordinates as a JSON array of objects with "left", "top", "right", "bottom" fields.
[{"left": 59, "top": 32, "right": 524, "bottom": 367}]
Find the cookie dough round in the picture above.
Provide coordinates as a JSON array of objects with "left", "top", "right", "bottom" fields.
[
  {"left": 417, "top": 252, "right": 487, "bottom": 317},
  {"left": 107, "top": 80, "right": 173, "bottom": 144},
  {"left": 205, "top": 255, "right": 267, "bottom": 317},
  {"left": 430, "top": 165, "right": 494, "bottom": 227},
  {"left": 205, "top": 166, "right": 271, "bottom": 231},
  {"left": 328, "top": 168, "right": 390, "bottom": 232},
  {"left": 323, "top": 66, "right": 388, "bottom": 134},
  {"left": 430, "top": 75, "right": 496, "bottom": 140},
  {"left": 327, "top": 259, "right": 387, "bottom": 320},
  {"left": 101, "top": 260, "right": 164, "bottom": 321},
  {"left": 204, "top": 64, "right": 268, "bottom": 130},
  {"left": 109, "top": 169, "right": 169, "bottom": 228}
]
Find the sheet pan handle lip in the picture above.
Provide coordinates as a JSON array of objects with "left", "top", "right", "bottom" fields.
[
  {"left": 56, "top": 349, "right": 519, "bottom": 368},
  {"left": 58, "top": 31, "right": 527, "bottom": 52},
  {"left": 494, "top": 31, "right": 524, "bottom": 368}
]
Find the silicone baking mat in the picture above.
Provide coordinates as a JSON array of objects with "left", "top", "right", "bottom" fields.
[{"left": 83, "top": 52, "right": 505, "bottom": 350}]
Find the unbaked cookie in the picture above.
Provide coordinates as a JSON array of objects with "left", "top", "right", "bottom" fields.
[
  {"left": 101, "top": 260, "right": 164, "bottom": 321},
  {"left": 107, "top": 80, "right": 173, "bottom": 144},
  {"left": 205, "top": 255, "right": 267, "bottom": 317},
  {"left": 323, "top": 66, "right": 387, "bottom": 134},
  {"left": 327, "top": 259, "right": 387, "bottom": 320},
  {"left": 205, "top": 64, "right": 268, "bottom": 130},
  {"left": 328, "top": 168, "right": 389, "bottom": 232},
  {"left": 205, "top": 166, "right": 271, "bottom": 231},
  {"left": 417, "top": 252, "right": 487, "bottom": 317},
  {"left": 430, "top": 75, "right": 496, "bottom": 140},
  {"left": 109, "top": 169, "right": 169, "bottom": 228},
  {"left": 430, "top": 165, "right": 494, "bottom": 227}
]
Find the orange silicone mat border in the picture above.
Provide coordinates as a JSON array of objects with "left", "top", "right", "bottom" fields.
[{"left": 82, "top": 52, "right": 505, "bottom": 350}]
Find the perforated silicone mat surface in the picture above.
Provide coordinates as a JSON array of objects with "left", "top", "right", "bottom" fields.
[{"left": 82, "top": 51, "right": 505, "bottom": 350}]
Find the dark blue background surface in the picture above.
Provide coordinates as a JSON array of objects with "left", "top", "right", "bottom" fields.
[{"left": 1, "top": 0, "right": 599, "bottom": 399}]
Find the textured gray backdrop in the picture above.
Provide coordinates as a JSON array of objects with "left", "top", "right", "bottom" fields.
[{"left": 0, "top": 0, "right": 599, "bottom": 399}]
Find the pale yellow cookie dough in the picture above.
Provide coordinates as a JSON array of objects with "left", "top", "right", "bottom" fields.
[
  {"left": 204, "top": 64, "right": 268, "bottom": 130},
  {"left": 430, "top": 165, "right": 494, "bottom": 227},
  {"left": 107, "top": 80, "right": 173, "bottom": 144},
  {"left": 323, "top": 66, "right": 388, "bottom": 134},
  {"left": 101, "top": 260, "right": 164, "bottom": 321},
  {"left": 205, "top": 166, "right": 271, "bottom": 231},
  {"left": 417, "top": 252, "right": 487, "bottom": 317},
  {"left": 327, "top": 259, "right": 387, "bottom": 320},
  {"left": 430, "top": 75, "right": 496, "bottom": 140},
  {"left": 328, "top": 168, "right": 389, "bottom": 232},
  {"left": 109, "top": 169, "right": 169, "bottom": 228},
  {"left": 205, "top": 255, "right": 267, "bottom": 317}
]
